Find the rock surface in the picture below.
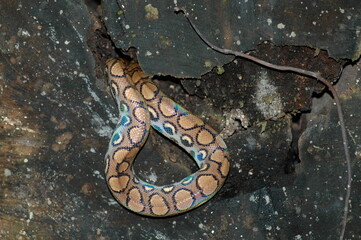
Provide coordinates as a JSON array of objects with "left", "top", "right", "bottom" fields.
[{"left": 0, "top": 0, "right": 360, "bottom": 239}]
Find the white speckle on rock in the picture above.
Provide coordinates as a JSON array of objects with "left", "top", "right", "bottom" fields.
[
  {"left": 18, "top": 28, "right": 31, "bottom": 37},
  {"left": 295, "top": 234, "right": 302, "bottom": 239},
  {"left": 48, "top": 54, "right": 55, "bottom": 62},
  {"left": 93, "top": 170, "right": 104, "bottom": 180},
  {"left": 267, "top": 18, "right": 272, "bottom": 26},
  {"left": 249, "top": 193, "right": 257, "bottom": 202},
  {"left": 339, "top": 7, "right": 345, "bottom": 14},
  {"left": 289, "top": 31, "right": 296, "bottom": 38},
  {"left": 108, "top": 198, "right": 119, "bottom": 206},
  {"left": 147, "top": 171, "right": 158, "bottom": 183},
  {"left": 282, "top": 186, "right": 287, "bottom": 197},
  {"left": 254, "top": 72, "right": 283, "bottom": 119},
  {"left": 144, "top": 4, "right": 159, "bottom": 20},
  {"left": 125, "top": 24, "right": 130, "bottom": 29},
  {"left": 264, "top": 194, "right": 270, "bottom": 204},
  {"left": 277, "top": 23, "right": 285, "bottom": 29},
  {"left": 246, "top": 136, "right": 257, "bottom": 151},
  {"left": 4, "top": 169, "right": 12, "bottom": 177},
  {"left": 145, "top": 51, "right": 152, "bottom": 56}
]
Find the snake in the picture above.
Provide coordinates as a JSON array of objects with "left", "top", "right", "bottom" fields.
[{"left": 104, "top": 58, "right": 230, "bottom": 217}]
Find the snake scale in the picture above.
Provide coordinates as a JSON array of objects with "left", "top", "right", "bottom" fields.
[{"left": 104, "top": 58, "right": 230, "bottom": 217}]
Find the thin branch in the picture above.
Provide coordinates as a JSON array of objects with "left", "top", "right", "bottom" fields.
[{"left": 175, "top": 7, "right": 351, "bottom": 240}]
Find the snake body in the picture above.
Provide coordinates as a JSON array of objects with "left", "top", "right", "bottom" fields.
[{"left": 104, "top": 58, "right": 230, "bottom": 217}]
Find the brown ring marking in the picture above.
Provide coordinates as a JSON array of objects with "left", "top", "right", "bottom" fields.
[
  {"left": 127, "top": 126, "right": 148, "bottom": 146},
  {"left": 126, "top": 186, "right": 145, "bottom": 213},
  {"left": 132, "top": 105, "right": 149, "bottom": 125},
  {"left": 108, "top": 173, "right": 130, "bottom": 193},
  {"left": 209, "top": 148, "right": 230, "bottom": 177},
  {"left": 204, "top": 160, "right": 226, "bottom": 179},
  {"left": 217, "top": 157, "right": 230, "bottom": 178},
  {"left": 105, "top": 58, "right": 116, "bottom": 72},
  {"left": 123, "top": 86, "right": 142, "bottom": 103},
  {"left": 196, "top": 127, "right": 216, "bottom": 146},
  {"left": 177, "top": 113, "right": 204, "bottom": 130},
  {"left": 173, "top": 188, "right": 196, "bottom": 211},
  {"left": 112, "top": 147, "right": 132, "bottom": 164},
  {"left": 209, "top": 148, "right": 226, "bottom": 163},
  {"left": 140, "top": 81, "right": 159, "bottom": 101},
  {"left": 196, "top": 174, "right": 219, "bottom": 196},
  {"left": 107, "top": 60, "right": 125, "bottom": 78},
  {"left": 148, "top": 193, "right": 170, "bottom": 216},
  {"left": 124, "top": 62, "right": 140, "bottom": 77},
  {"left": 130, "top": 69, "right": 146, "bottom": 85},
  {"left": 158, "top": 96, "right": 177, "bottom": 118},
  {"left": 116, "top": 161, "right": 130, "bottom": 173}
]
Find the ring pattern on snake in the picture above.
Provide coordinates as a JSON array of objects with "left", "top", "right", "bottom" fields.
[{"left": 104, "top": 58, "right": 230, "bottom": 217}]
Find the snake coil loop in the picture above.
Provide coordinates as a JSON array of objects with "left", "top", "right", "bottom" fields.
[{"left": 105, "top": 58, "right": 230, "bottom": 216}]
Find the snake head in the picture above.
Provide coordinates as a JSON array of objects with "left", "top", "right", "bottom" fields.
[{"left": 106, "top": 58, "right": 127, "bottom": 78}]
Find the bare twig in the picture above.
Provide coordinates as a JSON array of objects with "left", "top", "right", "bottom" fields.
[{"left": 175, "top": 7, "right": 351, "bottom": 240}]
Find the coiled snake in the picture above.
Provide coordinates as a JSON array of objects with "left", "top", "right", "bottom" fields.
[{"left": 104, "top": 58, "right": 230, "bottom": 216}]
